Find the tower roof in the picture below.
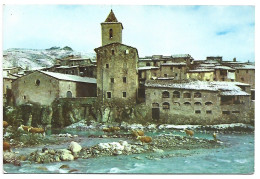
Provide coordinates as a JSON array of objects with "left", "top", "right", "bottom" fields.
[{"left": 105, "top": 9, "right": 118, "bottom": 22}]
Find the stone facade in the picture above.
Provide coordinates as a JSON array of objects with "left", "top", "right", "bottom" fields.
[
  {"left": 145, "top": 80, "right": 252, "bottom": 124},
  {"left": 12, "top": 71, "right": 97, "bottom": 106}
]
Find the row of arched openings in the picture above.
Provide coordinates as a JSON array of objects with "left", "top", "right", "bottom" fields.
[
  {"left": 153, "top": 101, "right": 213, "bottom": 109},
  {"left": 163, "top": 91, "right": 202, "bottom": 98}
]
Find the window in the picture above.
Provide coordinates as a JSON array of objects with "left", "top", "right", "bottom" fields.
[
  {"left": 109, "top": 29, "right": 113, "bottom": 38},
  {"left": 195, "top": 110, "right": 201, "bottom": 114},
  {"left": 110, "top": 78, "right": 114, "bottom": 83},
  {"left": 23, "top": 96, "right": 26, "bottom": 100},
  {"left": 232, "top": 111, "right": 240, "bottom": 114},
  {"left": 112, "top": 50, "right": 115, "bottom": 55},
  {"left": 162, "top": 91, "right": 170, "bottom": 98},
  {"left": 125, "top": 49, "right": 129, "bottom": 54},
  {"left": 205, "top": 102, "right": 213, "bottom": 105},
  {"left": 194, "top": 92, "right": 202, "bottom": 98},
  {"left": 67, "top": 91, "right": 72, "bottom": 98},
  {"left": 183, "top": 92, "right": 191, "bottom": 98},
  {"left": 164, "top": 74, "right": 168, "bottom": 77},
  {"left": 164, "top": 60, "right": 167, "bottom": 63},
  {"left": 241, "top": 77, "right": 244, "bottom": 81},
  {"left": 35, "top": 79, "right": 40, "bottom": 86},
  {"left": 170, "top": 67, "right": 173, "bottom": 70},
  {"left": 178, "top": 66, "right": 182, "bottom": 69},
  {"left": 146, "top": 63, "right": 150, "bottom": 66},
  {"left": 222, "top": 111, "right": 230, "bottom": 115},
  {"left": 154, "top": 62, "right": 157, "bottom": 66},
  {"left": 106, "top": 64, "right": 109, "bottom": 68},
  {"left": 222, "top": 78, "right": 225, "bottom": 81},
  {"left": 184, "top": 102, "right": 191, "bottom": 106},
  {"left": 123, "top": 77, "right": 127, "bottom": 83},
  {"left": 173, "top": 102, "right": 180, "bottom": 106},
  {"left": 194, "top": 102, "right": 202, "bottom": 105},
  {"left": 206, "top": 110, "right": 212, "bottom": 114},
  {"left": 123, "top": 92, "right": 126, "bottom": 98},
  {"left": 107, "top": 92, "right": 111, "bottom": 99},
  {"left": 173, "top": 91, "right": 180, "bottom": 98},
  {"left": 175, "top": 73, "right": 178, "bottom": 77},
  {"left": 152, "top": 103, "right": 159, "bottom": 108},
  {"left": 162, "top": 102, "right": 170, "bottom": 110}
]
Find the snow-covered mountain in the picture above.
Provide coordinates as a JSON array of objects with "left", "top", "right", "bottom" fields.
[{"left": 2, "top": 47, "right": 96, "bottom": 70}]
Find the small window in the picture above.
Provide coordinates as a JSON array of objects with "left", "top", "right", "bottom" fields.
[
  {"left": 222, "top": 111, "right": 230, "bottom": 115},
  {"left": 175, "top": 73, "right": 178, "bottom": 77},
  {"left": 205, "top": 102, "right": 213, "bottom": 105},
  {"left": 184, "top": 102, "right": 191, "bottom": 106},
  {"left": 164, "top": 74, "right": 168, "bottom": 77},
  {"left": 183, "top": 92, "right": 191, "bottom": 98},
  {"left": 194, "top": 92, "right": 202, "bottom": 98},
  {"left": 178, "top": 66, "right": 182, "bottom": 69},
  {"left": 162, "top": 102, "right": 170, "bottom": 110},
  {"left": 232, "top": 111, "right": 240, "bottom": 114},
  {"left": 162, "top": 91, "right": 170, "bottom": 98},
  {"left": 23, "top": 96, "right": 26, "bottom": 100},
  {"left": 146, "top": 63, "right": 150, "bottom": 66},
  {"left": 110, "top": 78, "right": 114, "bottom": 83},
  {"left": 170, "top": 67, "right": 173, "bottom": 70},
  {"left": 123, "top": 92, "right": 126, "bottom": 98},
  {"left": 164, "top": 61, "right": 167, "bottom": 63},
  {"left": 173, "top": 91, "right": 180, "bottom": 98},
  {"left": 152, "top": 103, "right": 159, "bottom": 108},
  {"left": 241, "top": 77, "right": 244, "bottom": 81},
  {"left": 112, "top": 50, "right": 115, "bottom": 55},
  {"left": 109, "top": 29, "right": 113, "bottom": 38},
  {"left": 106, "top": 64, "right": 109, "bottom": 68},
  {"left": 194, "top": 102, "right": 202, "bottom": 105},
  {"left": 123, "top": 77, "right": 126, "bottom": 83},
  {"left": 206, "top": 110, "right": 212, "bottom": 114},
  {"left": 107, "top": 92, "right": 111, "bottom": 99},
  {"left": 35, "top": 79, "right": 40, "bottom": 86},
  {"left": 195, "top": 110, "right": 201, "bottom": 114},
  {"left": 125, "top": 49, "right": 129, "bottom": 54}
]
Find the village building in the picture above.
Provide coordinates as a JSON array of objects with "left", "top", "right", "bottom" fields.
[
  {"left": 145, "top": 80, "right": 252, "bottom": 123},
  {"left": 12, "top": 71, "right": 97, "bottom": 106},
  {"left": 95, "top": 10, "right": 139, "bottom": 105}
]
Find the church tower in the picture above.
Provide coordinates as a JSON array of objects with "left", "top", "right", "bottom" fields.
[{"left": 101, "top": 9, "right": 123, "bottom": 46}]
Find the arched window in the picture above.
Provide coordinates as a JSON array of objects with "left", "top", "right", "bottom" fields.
[
  {"left": 173, "top": 102, "right": 180, "bottom": 106},
  {"left": 173, "top": 91, "right": 180, "bottom": 98},
  {"left": 67, "top": 91, "right": 72, "bottom": 98},
  {"left": 183, "top": 92, "right": 191, "bottom": 98},
  {"left": 162, "top": 102, "right": 170, "bottom": 110},
  {"left": 35, "top": 79, "right": 40, "bottom": 86},
  {"left": 109, "top": 29, "right": 113, "bottom": 38},
  {"left": 205, "top": 102, "right": 213, "bottom": 106},
  {"left": 162, "top": 91, "right": 170, "bottom": 98},
  {"left": 194, "top": 102, "right": 202, "bottom": 105},
  {"left": 184, "top": 102, "right": 191, "bottom": 106},
  {"left": 194, "top": 92, "right": 202, "bottom": 98},
  {"left": 152, "top": 103, "right": 159, "bottom": 108}
]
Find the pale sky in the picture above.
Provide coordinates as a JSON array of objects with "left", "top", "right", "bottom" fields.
[{"left": 3, "top": 5, "right": 255, "bottom": 62}]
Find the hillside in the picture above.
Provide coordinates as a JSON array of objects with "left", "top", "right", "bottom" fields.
[{"left": 2, "top": 47, "right": 96, "bottom": 70}]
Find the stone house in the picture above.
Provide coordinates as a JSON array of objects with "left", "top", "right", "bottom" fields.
[
  {"left": 186, "top": 69, "right": 215, "bottom": 81},
  {"left": 12, "top": 70, "right": 97, "bottom": 106},
  {"left": 95, "top": 10, "right": 139, "bottom": 104},
  {"left": 145, "top": 80, "right": 252, "bottom": 123}
]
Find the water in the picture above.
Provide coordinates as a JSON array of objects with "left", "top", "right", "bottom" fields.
[{"left": 3, "top": 130, "right": 254, "bottom": 174}]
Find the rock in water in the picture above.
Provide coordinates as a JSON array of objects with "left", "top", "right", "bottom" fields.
[
  {"left": 60, "top": 153, "right": 74, "bottom": 161},
  {"left": 69, "top": 141, "right": 82, "bottom": 153},
  {"left": 60, "top": 165, "right": 70, "bottom": 169}
]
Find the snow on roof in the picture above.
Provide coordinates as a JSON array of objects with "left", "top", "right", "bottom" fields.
[
  {"left": 233, "top": 65, "right": 255, "bottom": 70},
  {"left": 157, "top": 77, "right": 175, "bottom": 80},
  {"left": 56, "top": 66, "right": 78, "bottom": 69},
  {"left": 138, "top": 66, "right": 159, "bottom": 70},
  {"left": 213, "top": 66, "right": 234, "bottom": 70},
  {"left": 161, "top": 62, "right": 186, "bottom": 66},
  {"left": 187, "top": 69, "right": 214, "bottom": 73},
  {"left": 220, "top": 91, "right": 250, "bottom": 96},
  {"left": 171, "top": 54, "right": 190, "bottom": 58},
  {"left": 145, "top": 80, "right": 250, "bottom": 95},
  {"left": 39, "top": 71, "right": 96, "bottom": 84}
]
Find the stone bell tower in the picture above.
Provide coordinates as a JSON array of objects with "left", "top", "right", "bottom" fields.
[{"left": 101, "top": 9, "right": 123, "bottom": 46}]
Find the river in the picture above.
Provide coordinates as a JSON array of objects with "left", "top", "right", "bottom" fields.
[{"left": 3, "top": 130, "right": 254, "bottom": 174}]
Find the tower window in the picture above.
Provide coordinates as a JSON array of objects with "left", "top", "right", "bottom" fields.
[
  {"left": 110, "top": 78, "right": 114, "bottom": 83},
  {"left": 123, "top": 92, "right": 126, "bottom": 98},
  {"left": 107, "top": 92, "right": 111, "bottom": 99},
  {"left": 106, "top": 64, "right": 109, "bottom": 68},
  {"left": 109, "top": 29, "right": 113, "bottom": 38},
  {"left": 123, "top": 77, "right": 126, "bottom": 83},
  {"left": 112, "top": 50, "right": 115, "bottom": 55}
]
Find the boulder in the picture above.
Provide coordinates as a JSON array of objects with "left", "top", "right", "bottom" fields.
[
  {"left": 69, "top": 141, "right": 82, "bottom": 153},
  {"left": 60, "top": 153, "right": 74, "bottom": 161}
]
